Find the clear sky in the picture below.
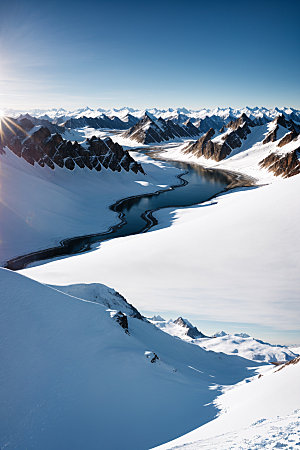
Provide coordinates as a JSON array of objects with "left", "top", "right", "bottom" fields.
[{"left": 0, "top": 0, "right": 299, "bottom": 110}]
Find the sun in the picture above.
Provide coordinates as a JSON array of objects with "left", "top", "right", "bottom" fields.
[{"left": 0, "top": 110, "right": 4, "bottom": 118}]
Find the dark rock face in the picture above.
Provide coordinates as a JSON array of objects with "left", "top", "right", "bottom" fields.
[
  {"left": 145, "top": 351, "right": 159, "bottom": 363},
  {"left": 263, "top": 125, "right": 278, "bottom": 144},
  {"left": 173, "top": 317, "right": 207, "bottom": 339},
  {"left": 259, "top": 149, "right": 300, "bottom": 177},
  {"left": 195, "top": 115, "right": 234, "bottom": 133},
  {"left": 123, "top": 112, "right": 200, "bottom": 144},
  {"left": 17, "top": 113, "right": 65, "bottom": 134},
  {"left": 64, "top": 113, "right": 137, "bottom": 130},
  {"left": 0, "top": 116, "right": 144, "bottom": 174},
  {"left": 184, "top": 114, "right": 256, "bottom": 162},
  {"left": 225, "top": 113, "right": 254, "bottom": 131},
  {"left": 112, "top": 311, "right": 129, "bottom": 334},
  {"left": 278, "top": 129, "right": 299, "bottom": 147}
]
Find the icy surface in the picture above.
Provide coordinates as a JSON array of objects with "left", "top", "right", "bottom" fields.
[{"left": 0, "top": 268, "right": 261, "bottom": 450}]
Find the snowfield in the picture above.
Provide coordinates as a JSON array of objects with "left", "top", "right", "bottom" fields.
[
  {"left": 22, "top": 171, "right": 300, "bottom": 344},
  {"left": 154, "top": 357, "right": 300, "bottom": 449},
  {"left": 156, "top": 410, "right": 300, "bottom": 449},
  {"left": 0, "top": 147, "right": 181, "bottom": 265},
  {"left": 0, "top": 268, "right": 262, "bottom": 450}
]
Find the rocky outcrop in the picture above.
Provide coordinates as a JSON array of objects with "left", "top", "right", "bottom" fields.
[
  {"left": 195, "top": 115, "right": 234, "bottom": 133},
  {"left": 64, "top": 113, "right": 137, "bottom": 130},
  {"left": 173, "top": 317, "right": 208, "bottom": 339},
  {"left": 123, "top": 112, "right": 200, "bottom": 144},
  {"left": 259, "top": 149, "right": 300, "bottom": 177},
  {"left": 0, "top": 116, "right": 144, "bottom": 174},
  {"left": 145, "top": 351, "right": 159, "bottom": 363},
  {"left": 278, "top": 129, "right": 299, "bottom": 147},
  {"left": 184, "top": 114, "right": 256, "bottom": 162},
  {"left": 111, "top": 311, "right": 129, "bottom": 334},
  {"left": 263, "top": 125, "right": 278, "bottom": 144},
  {"left": 17, "top": 113, "right": 65, "bottom": 134},
  {"left": 225, "top": 113, "right": 254, "bottom": 131}
]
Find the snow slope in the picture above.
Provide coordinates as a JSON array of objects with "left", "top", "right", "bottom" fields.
[
  {"left": 0, "top": 148, "right": 181, "bottom": 264},
  {"left": 159, "top": 123, "right": 300, "bottom": 182},
  {"left": 156, "top": 410, "right": 300, "bottom": 449},
  {"left": 150, "top": 319, "right": 298, "bottom": 362},
  {"left": 22, "top": 173, "right": 300, "bottom": 344},
  {"left": 154, "top": 358, "right": 300, "bottom": 449},
  {"left": 0, "top": 268, "right": 261, "bottom": 450}
]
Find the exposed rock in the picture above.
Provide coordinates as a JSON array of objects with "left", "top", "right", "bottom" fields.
[
  {"left": 276, "top": 355, "right": 300, "bottom": 371},
  {"left": 123, "top": 112, "right": 200, "bottom": 144},
  {"left": 278, "top": 129, "right": 299, "bottom": 147},
  {"left": 64, "top": 113, "right": 137, "bottom": 130},
  {"left": 259, "top": 149, "right": 300, "bottom": 177},
  {"left": 263, "top": 125, "right": 278, "bottom": 144},
  {"left": 226, "top": 113, "right": 254, "bottom": 131},
  {"left": 145, "top": 351, "right": 159, "bottom": 363},
  {"left": 195, "top": 115, "right": 234, "bottom": 133},
  {"left": 184, "top": 114, "right": 255, "bottom": 162},
  {"left": 111, "top": 311, "right": 129, "bottom": 334},
  {"left": 17, "top": 113, "right": 65, "bottom": 134},
  {"left": 0, "top": 116, "right": 144, "bottom": 174},
  {"left": 173, "top": 317, "right": 208, "bottom": 339}
]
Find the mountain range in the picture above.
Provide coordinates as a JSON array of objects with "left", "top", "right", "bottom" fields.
[{"left": 0, "top": 116, "right": 144, "bottom": 174}]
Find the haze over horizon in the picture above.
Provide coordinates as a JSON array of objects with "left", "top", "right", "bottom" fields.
[{"left": 1, "top": 0, "right": 299, "bottom": 110}]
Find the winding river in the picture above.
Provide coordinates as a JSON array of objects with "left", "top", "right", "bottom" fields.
[{"left": 5, "top": 152, "right": 252, "bottom": 271}]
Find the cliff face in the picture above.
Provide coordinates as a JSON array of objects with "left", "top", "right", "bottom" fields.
[
  {"left": 259, "top": 149, "right": 300, "bottom": 178},
  {"left": 123, "top": 113, "right": 200, "bottom": 144},
  {"left": 0, "top": 116, "right": 144, "bottom": 174},
  {"left": 184, "top": 114, "right": 254, "bottom": 162}
]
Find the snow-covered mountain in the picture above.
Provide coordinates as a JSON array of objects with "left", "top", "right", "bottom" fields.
[
  {"left": 0, "top": 115, "right": 143, "bottom": 173},
  {"left": 150, "top": 317, "right": 298, "bottom": 363},
  {"left": 165, "top": 113, "right": 300, "bottom": 179},
  {"left": 122, "top": 112, "right": 200, "bottom": 144},
  {"left": 149, "top": 316, "right": 208, "bottom": 340},
  {"left": 3, "top": 106, "right": 300, "bottom": 127},
  {"left": 0, "top": 267, "right": 262, "bottom": 450}
]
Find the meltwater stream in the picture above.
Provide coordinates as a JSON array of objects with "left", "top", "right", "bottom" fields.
[{"left": 6, "top": 156, "right": 248, "bottom": 270}]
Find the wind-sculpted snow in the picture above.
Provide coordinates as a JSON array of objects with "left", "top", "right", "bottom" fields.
[{"left": 0, "top": 268, "right": 261, "bottom": 450}]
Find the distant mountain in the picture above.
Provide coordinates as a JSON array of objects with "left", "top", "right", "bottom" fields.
[
  {"left": 149, "top": 318, "right": 299, "bottom": 363},
  {"left": 149, "top": 315, "right": 208, "bottom": 340},
  {"left": 5, "top": 106, "right": 300, "bottom": 125},
  {"left": 197, "top": 332, "right": 299, "bottom": 363},
  {"left": 122, "top": 112, "right": 200, "bottom": 144},
  {"left": 183, "top": 113, "right": 300, "bottom": 178},
  {"left": 0, "top": 116, "right": 144, "bottom": 174},
  {"left": 64, "top": 113, "right": 138, "bottom": 130}
]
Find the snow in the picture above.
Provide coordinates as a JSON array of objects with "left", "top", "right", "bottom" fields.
[
  {"left": 22, "top": 171, "right": 300, "bottom": 344},
  {"left": 150, "top": 319, "right": 298, "bottom": 362},
  {"left": 4, "top": 106, "right": 300, "bottom": 124},
  {"left": 159, "top": 125, "right": 300, "bottom": 183},
  {"left": 0, "top": 146, "right": 181, "bottom": 264},
  {"left": 0, "top": 267, "right": 262, "bottom": 450},
  {"left": 154, "top": 358, "right": 300, "bottom": 449},
  {"left": 157, "top": 410, "right": 300, "bottom": 449}
]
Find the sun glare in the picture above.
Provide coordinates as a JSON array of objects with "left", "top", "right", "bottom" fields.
[{"left": 0, "top": 110, "right": 4, "bottom": 119}]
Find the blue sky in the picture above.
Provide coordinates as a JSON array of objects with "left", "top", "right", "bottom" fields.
[{"left": 0, "top": 0, "right": 299, "bottom": 109}]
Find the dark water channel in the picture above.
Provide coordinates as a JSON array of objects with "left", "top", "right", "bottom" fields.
[{"left": 5, "top": 153, "right": 251, "bottom": 270}]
